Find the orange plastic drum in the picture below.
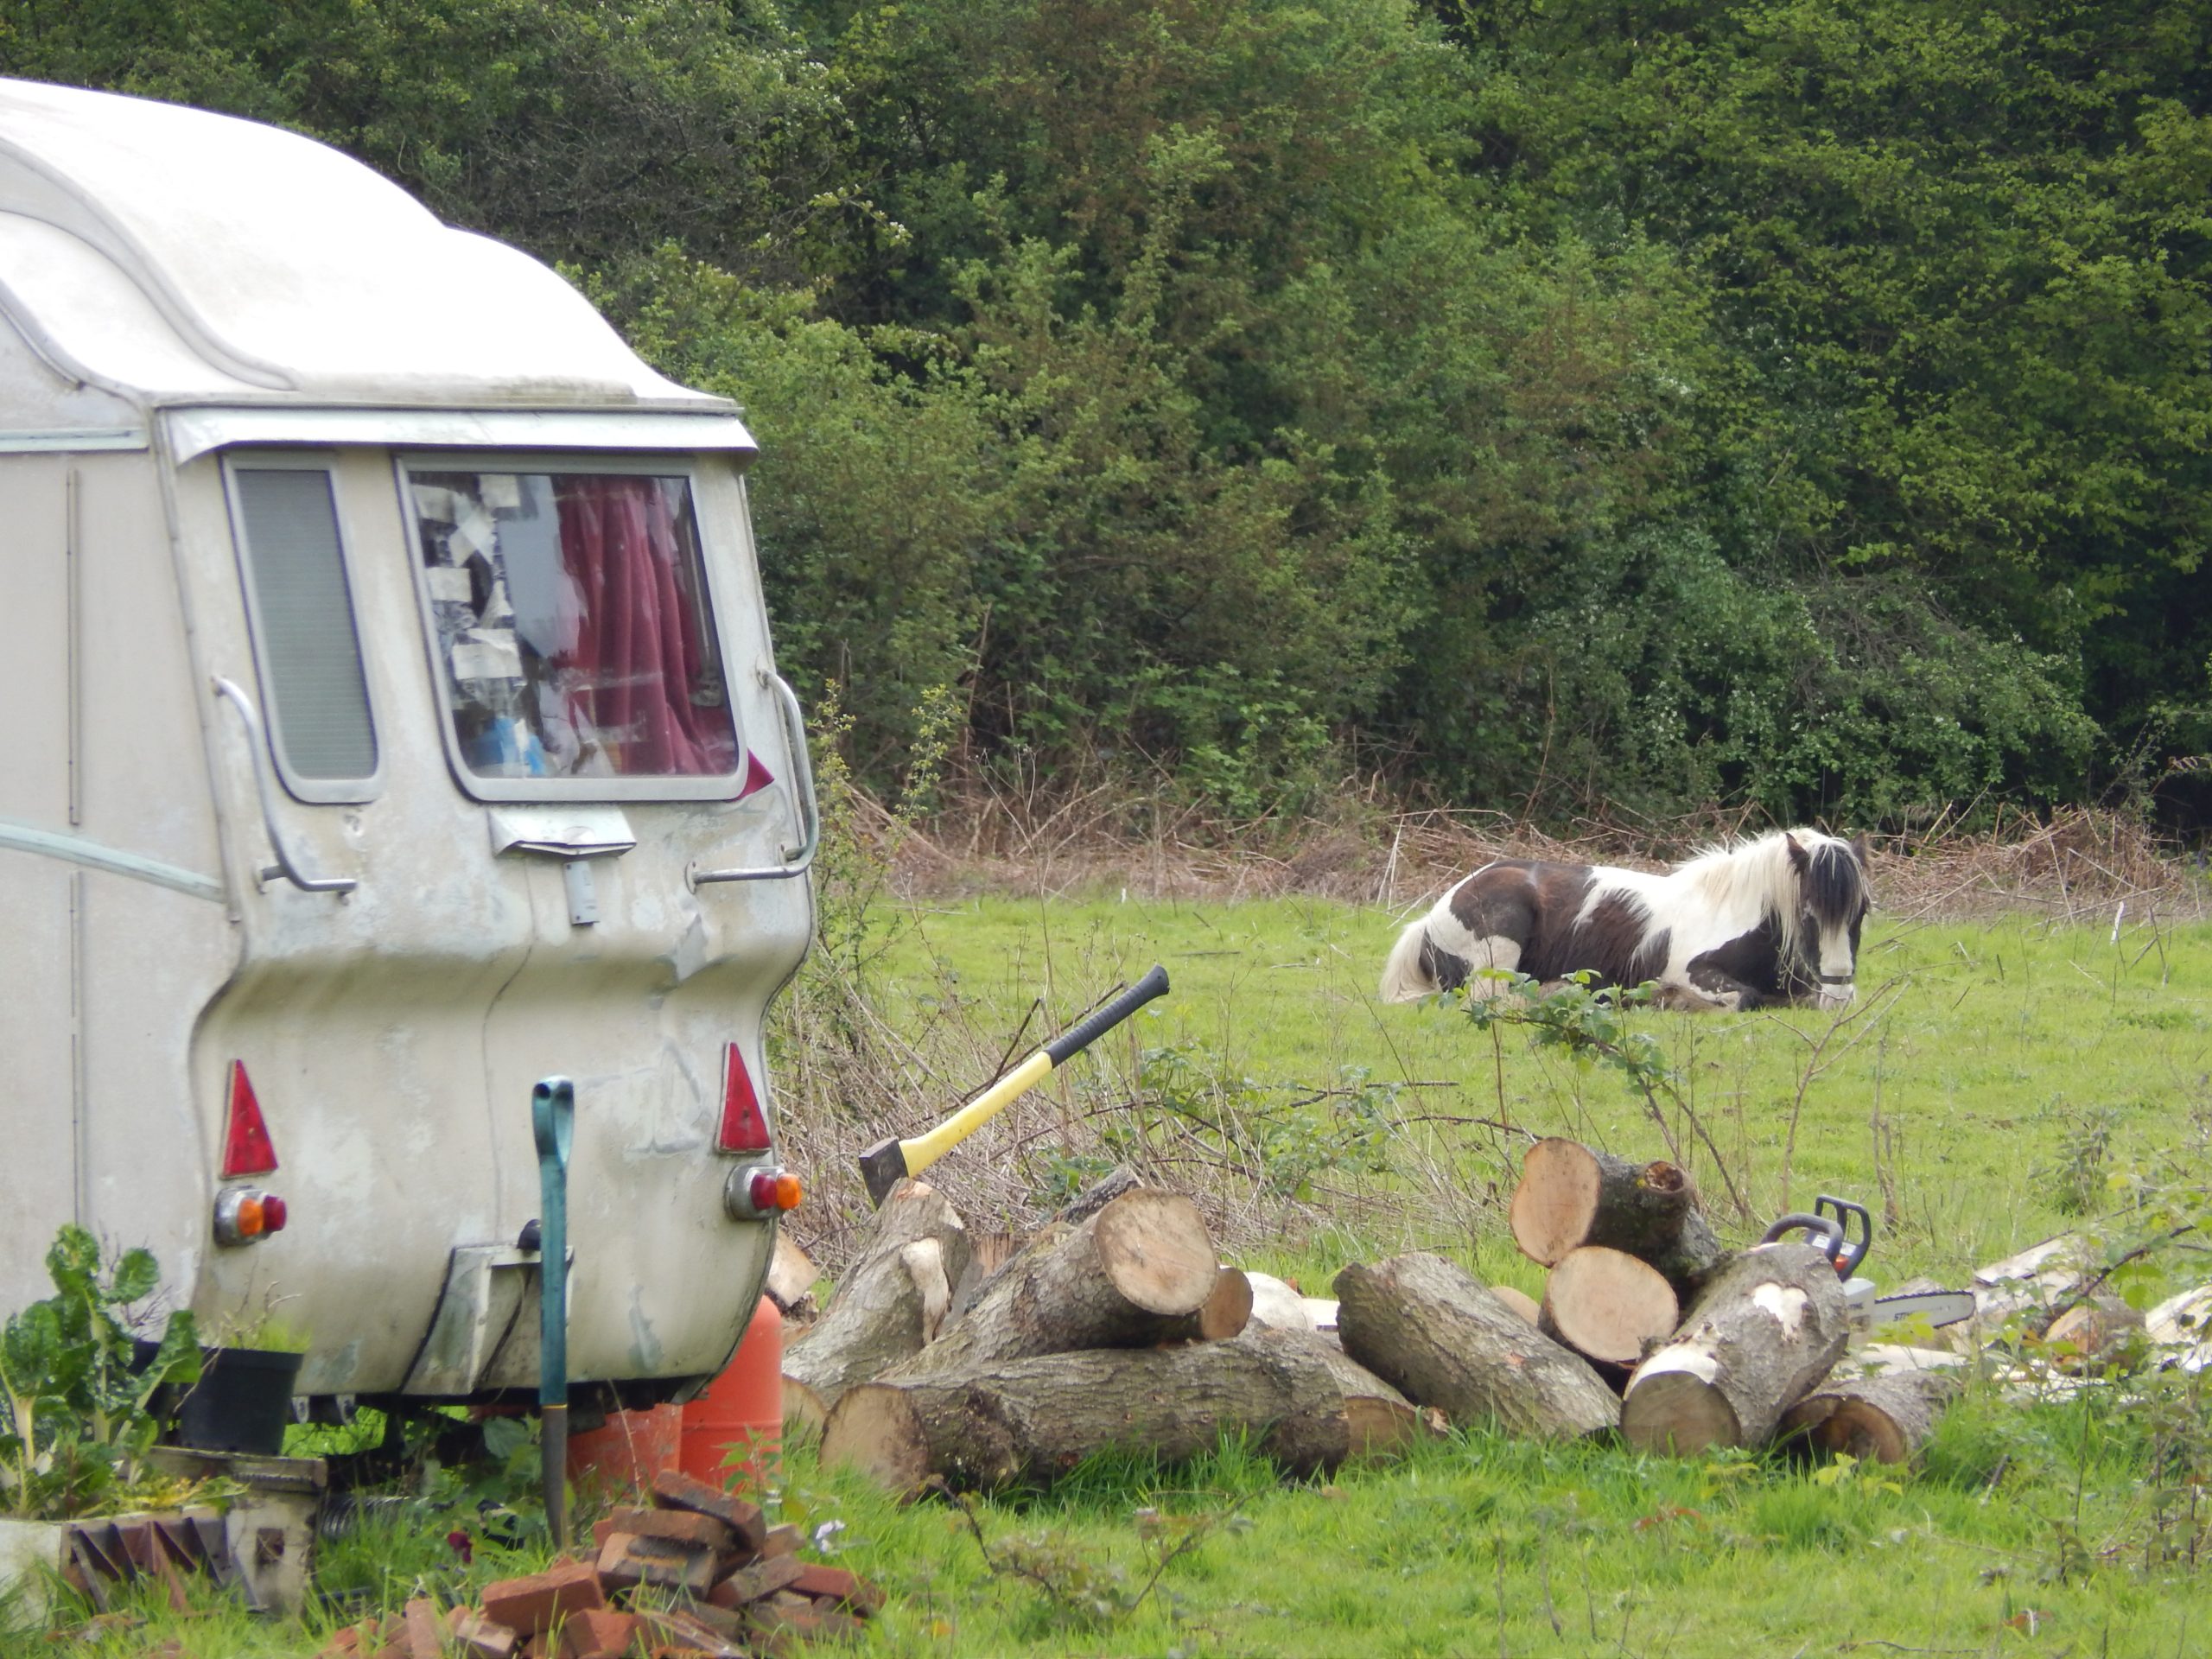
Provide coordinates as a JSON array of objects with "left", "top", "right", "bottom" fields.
[
  {"left": 564, "top": 1402, "right": 681, "bottom": 1497},
  {"left": 680, "top": 1295, "right": 784, "bottom": 1492}
]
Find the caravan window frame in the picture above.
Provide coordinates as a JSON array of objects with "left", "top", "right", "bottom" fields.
[
  {"left": 219, "top": 450, "right": 386, "bottom": 805},
  {"left": 394, "top": 451, "right": 752, "bottom": 804}
]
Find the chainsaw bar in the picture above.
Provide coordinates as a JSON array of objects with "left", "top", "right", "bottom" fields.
[{"left": 1859, "top": 1290, "right": 1976, "bottom": 1330}]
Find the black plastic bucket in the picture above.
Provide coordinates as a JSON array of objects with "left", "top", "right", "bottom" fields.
[{"left": 146, "top": 1344, "right": 306, "bottom": 1456}]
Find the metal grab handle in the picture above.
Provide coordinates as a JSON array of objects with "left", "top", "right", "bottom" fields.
[
  {"left": 689, "top": 669, "right": 821, "bottom": 887},
  {"left": 211, "top": 677, "right": 358, "bottom": 894}
]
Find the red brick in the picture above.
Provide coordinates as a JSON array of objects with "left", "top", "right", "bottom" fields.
[
  {"left": 453, "top": 1611, "right": 519, "bottom": 1659},
  {"left": 594, "top": 1532, "right": 715, "bottom": 1598},
  {"left": 785, "top": 1564, "right": 885, "bottom": 1617},
  {"left": 401, "top": 1598, "right": 444, "bottom": 1659},
  {"left": 705, "top": 1554, "right": 805, "bottom": 1609},
  {"left": 481, "top": 1559, "right": 606, "bottom": 1637},
  {"left": 647, "top": 1471, "right": 767, "bottom": 1557},
  {"left": 635, "top": 1610, "right": 746, "bottom": 1659},
  {"left": 758, "top": 1524, "right": 799, "bottom": 1559},
  {"left": 746, "top": 1594, "right": 864, "bottom": 1644},
  {"left": 590, "top": 1517, "right": 616, "bottom": 1553},
  {"left": 603, "top": 1507, "right": 736, "bottom": 1554},
  {"left": 317, "top": 1625, "right": 366, "bottom": 1659},
  {"left": 558, "top": 1608, "right": 639, "bottom": 1659}
]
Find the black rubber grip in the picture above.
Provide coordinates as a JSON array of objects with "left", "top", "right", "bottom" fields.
[{"left": 1045, "top": 964, "right": 1171, "bottom": 1065}]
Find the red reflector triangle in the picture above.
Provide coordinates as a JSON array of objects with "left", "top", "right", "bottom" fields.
[
  {"left": 717, "top": 1042, "right": 772, "bottom": 1154},
  {"left": 734, "top": 750, "right": 776, "bottom": 802},
  {"left": 221, "top": 1061, "right": 279, "bottom": 1178}
]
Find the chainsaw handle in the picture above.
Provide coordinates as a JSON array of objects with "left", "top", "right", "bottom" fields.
[
  {"left": 1759, "top": 1211, "right": 1845, "bottom": 1267},
  {"left": 1815, "top": 1193, "right": 1872, "bottom": 1280}
]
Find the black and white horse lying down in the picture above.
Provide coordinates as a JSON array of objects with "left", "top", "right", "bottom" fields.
[{"left": 1381, "top": 830, "right": 1872, "bottom": 1013}]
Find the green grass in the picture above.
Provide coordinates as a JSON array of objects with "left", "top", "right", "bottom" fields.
[
  {"left": 13, "top": 898, "right": 2212, "bottom": 1656},
  {"left": 868, "top": 899, "right": 2212, "bottom": 1290}
]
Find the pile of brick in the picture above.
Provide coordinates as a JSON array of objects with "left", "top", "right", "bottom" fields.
[{"left": 318, "top": 1470, "right": 884, "bottom": 1658}]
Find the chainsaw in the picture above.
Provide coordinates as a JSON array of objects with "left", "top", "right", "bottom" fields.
[{"left": 1758, "top": 1194, "right": 1975, "bottom": 1332}]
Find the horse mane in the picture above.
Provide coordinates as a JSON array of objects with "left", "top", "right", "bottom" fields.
[{"left": 1671, "top": 829, "right": 1863, "bottom": 958}]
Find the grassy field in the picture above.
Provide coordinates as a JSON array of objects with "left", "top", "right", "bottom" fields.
[{"left": 15, "top": 893, "right": 2212, "bottom": 1658}]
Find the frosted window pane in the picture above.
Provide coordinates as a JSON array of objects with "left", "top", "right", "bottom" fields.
[{"left": 233, "top": 469, "right": 378, "bottom": 781}]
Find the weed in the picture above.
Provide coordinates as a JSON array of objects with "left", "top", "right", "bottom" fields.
[{"left": 0, "top": 1226, "right": 201, "bottom": 1520}]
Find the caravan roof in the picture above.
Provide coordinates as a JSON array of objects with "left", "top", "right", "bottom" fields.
[{"left": 0, "top": 76, "right": 743, "bottom": 432}]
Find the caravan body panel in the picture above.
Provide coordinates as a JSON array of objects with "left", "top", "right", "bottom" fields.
[{"left": 0, "top": 78, "right": 812, "bottom": 1401}]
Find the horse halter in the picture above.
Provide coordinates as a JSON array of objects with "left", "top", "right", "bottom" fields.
[{"left": 1818, "top": 972, "right": 1854, "bottom": 986}]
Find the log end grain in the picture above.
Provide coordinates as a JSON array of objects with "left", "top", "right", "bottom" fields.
[
  {"left": 1509, "top": 1139, "right": 1603, "bottom": 1266},
  {"left": 1541, "top": 1247, "right": 1679, "bottom": 1366},
  {"left": 1491, "top": 1285, "right": 1541, "bottom": 1326},
  {"left": 1618, "top": 1358, "right": 1741, "bottom": 1456},
  {"left": 1198, "top": 1268, "right": 1255, "bottom": 1340},
  {"left": 818, "top": 1383, "right": 938, "bottom": 1496},
  {"left": 1093, "top": 1191, "right": 1222, "bottom": 1314}
]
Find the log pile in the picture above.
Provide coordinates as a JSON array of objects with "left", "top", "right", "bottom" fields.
[
  {"left": 798, "top": 1146, "right": 1990, "bottom": 1496},
  {"left": 316, "top": 1469, "right": 884, "bottom": 1658},
  {"left": 1502, "top": 1137, "right": 1957, "bottom": 1464},
  {"left": 806, "top": 1175, "right": 1449, "bottom": 1494}
]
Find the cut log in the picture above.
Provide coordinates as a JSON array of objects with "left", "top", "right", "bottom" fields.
[
  {"left": 885, "top": 1189, "right": 1220, "bottom": 1381},
  {"left": 1245, "top": 1272, "right": 1313, "bottom": 1332},
  {"left": 1781, "top": 1366, "right": 1962, "bottom": 1465},
  {"left": 1490, "top": 1286, "right": 1541, "bottom": 1326},
  {"left": 766, "top": 1233, "right": 820, "bottom": 1321},
  {"left": 1157, "top": 1268, "right": 1254, "bottom": 1344},
  {"left": 1334, "top": 1253, "right": 1619, "bottom": 1438},
  {"left": 2043, "top": 1296, "right": 2145, "bottom": 1368},
  {"left": 1284, "top": 1331, "right": 1448, "bottom": 1457},
  {"left": 1509, "top": 1138, "right": 1727, "bottom": 1296},
  {"left": 2146, "top": 1282, "right": 2212, "bottom": 1374},
  {"left": 947, "top": 1230, "right": 1027, "bottom": 1323},
  {"left": 780, "top": 1179, "right": 972, "bottom": 1412},
  {"left": 1539, "top": 1246, "right": 1679, "bottom": 1367},
  {"left": 822, "top": 1327, "right": 1370, "bottom": 1493},
  {"left": 1620, "top": 1242, "right": 1850, "bottom": 1455}
]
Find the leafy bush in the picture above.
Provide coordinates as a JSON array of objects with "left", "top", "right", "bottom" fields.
[{"left": 0, "top": 1226, "right": 200, "bottom": 1519}]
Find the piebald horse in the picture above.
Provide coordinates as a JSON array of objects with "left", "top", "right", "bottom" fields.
[{"left": 1380, "top": 830, "right": 1872, "bottom": 1012}]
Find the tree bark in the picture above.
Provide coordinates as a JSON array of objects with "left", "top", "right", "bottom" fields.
[
  {"left": 1509, "top": 1138, "right": 1726, "bottom": 1296},
  {"left": 1781, "top": 1367, "right": 1961, "bottom": 1465},
  {"left": 821, "top": 1327, "right": 1370, "bottom": 1494},
  {"left": 885, "top": 1189, "right": 1220, "bottom": 1381},
  {"left": 1156, "top": 1268, "right": 1255, "bottom": 1344},
  {"left": 780, "top": 1179, "right": 971, "bottom": 1412},
  {"left": 1334, "top": 1254, "right": 1619, "bottom": 1439},
  {"left": 1539, "top": 1246, "right": 1679, "bottom": 1368},
  {"left": 1620, "top": 1243, "right": 1850, "bottom": 1455},
  {"left": 1490, "top": 1285, "right": 1541, "bottom": 1327}
]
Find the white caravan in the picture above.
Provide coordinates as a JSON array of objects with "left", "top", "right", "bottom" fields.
[{"left": 0, "top": 79, "right": 815, "bottom": 1408}]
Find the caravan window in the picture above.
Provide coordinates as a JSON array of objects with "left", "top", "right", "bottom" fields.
[
  {"left": 403, "top": 464, "right": 740, "bottom": 798},
  {"left": 225, "top": 461, "right": 380, "bottom": 801}
]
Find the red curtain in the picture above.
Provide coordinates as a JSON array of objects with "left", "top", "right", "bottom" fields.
[{"left": 554, "top": 477, "right": 736, "bottom": 775}]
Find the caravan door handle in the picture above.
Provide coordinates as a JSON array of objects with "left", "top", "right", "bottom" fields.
[
  {"left": 689, "top": 670, "right": 820, "bottom": 887},
  {"left": 211, "top": 677, "right": 359, "bottom": 895}
]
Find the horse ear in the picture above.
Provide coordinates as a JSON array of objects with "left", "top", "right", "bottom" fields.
[
  {"left": 1784, "top": 832, "right": 1809, "bottom": 869},
  {"left": 1851, "top": 832, "right": 1872, "bottom": 866}
]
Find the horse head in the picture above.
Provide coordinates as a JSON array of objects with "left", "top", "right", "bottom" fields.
[{"left": 1785, "top": 832, "right": 1872, "bottom": 1008}]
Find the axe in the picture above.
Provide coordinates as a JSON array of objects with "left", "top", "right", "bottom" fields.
[{"left": 858, "top": 965, "right": 1170, "bottom": 1205}]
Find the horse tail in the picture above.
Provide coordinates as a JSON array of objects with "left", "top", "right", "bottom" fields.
[{"left": 1380, "top": 914, "right": 1438, "bottom": 1002}]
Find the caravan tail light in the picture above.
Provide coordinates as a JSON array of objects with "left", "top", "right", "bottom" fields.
[
  {"left": 715, "top": 1041, "right": 772, "bottom": 1154},
  {"left": 220, "top": 1061, "right": 279, "bottom": 1178},
  {"left": 213, "top": 1185, "right": 289, "bottom": 1247},
  {"left": 723, "top": 1164, "right": 803, "bottom": 1220}
]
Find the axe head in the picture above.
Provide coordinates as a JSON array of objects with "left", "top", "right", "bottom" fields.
[{"left": 858, "top": 1137, "right": 908, "bottom": 1208}]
